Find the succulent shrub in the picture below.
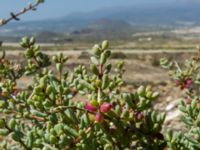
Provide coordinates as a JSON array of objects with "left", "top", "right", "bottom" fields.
[
  {"left": 160, "top": 52, "right": 200, "bottom": 150},
  {"left": 0, "top": 38, "right": 166, "bottom": 150}
]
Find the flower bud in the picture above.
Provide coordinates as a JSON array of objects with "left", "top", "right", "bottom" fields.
[
  {"left": 85, "top": 101, "right": 97, "bottom": 112},
  {"left": 92, "top": 44, "right": 101, "bottom": 56},
  {"left": 95, "top": 113, "right": 104, "bottom": 123},
  {"left": 101, "top": 40, "right": 109, "bottom": 50},
  {"left": 100, "top": 103, "right": 112, "bottom": 113}
]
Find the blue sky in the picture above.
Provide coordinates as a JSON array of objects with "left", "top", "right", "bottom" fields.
[{"left": 0, "top": 0, "right": 196, "bottom": 21}]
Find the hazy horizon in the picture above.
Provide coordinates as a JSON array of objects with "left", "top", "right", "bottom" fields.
[{"left": 0, "top": 0, "right": 199, "bottom": 21}]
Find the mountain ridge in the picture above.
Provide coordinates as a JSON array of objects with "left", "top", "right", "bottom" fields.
[{"left": 2, "top": 2, "right": 200, "bottom": 36}]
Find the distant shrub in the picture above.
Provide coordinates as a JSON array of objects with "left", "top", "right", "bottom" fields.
[
  {"left": 160, "top": 55, "right": 200, "bottom": 149},
  {"left": 111, "top": 52, "right": 127, "bottom": 59}
]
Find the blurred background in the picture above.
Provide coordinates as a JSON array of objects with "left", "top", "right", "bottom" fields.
[{"left": 1, "top": 0, "right": 200, "bottom": 50}]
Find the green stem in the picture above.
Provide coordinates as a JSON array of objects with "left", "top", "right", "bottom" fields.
[{"left": 98, "top": 64, "right": 103, "bottom": 103}]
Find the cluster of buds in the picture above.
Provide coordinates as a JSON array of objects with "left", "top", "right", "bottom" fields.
[{"left": 85, "top": 101, "right": 112, "bottom": 122}]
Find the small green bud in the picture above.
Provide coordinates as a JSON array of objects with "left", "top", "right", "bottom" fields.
[
  {"left": 54, "top": 124, "right": 64, "bottom": 136},
  {"left": 100, "top": 52, "right": 107, "bottom": 65},
  {"left": 21, "top": 37, "right": 29, "bottom": 47},
  {"left": 101, "top": 40, "right": 109, "bottom": 50},
  {"left": 20, "top": 42, "right": 28, "bottom": 48},
  {"left": 39, "top": 76, "right": 47, "bottom": 88},
  {"left": 151, "top": 111, "right": 157, "bottom": 122},
  {"left": 124, "top": 94, "right": 134, "bottom": 108},
  {"left": 50, "top": 135, "right": 58, "bottom": 144},
  {"left": 0, "top": 101, "right": 6, "bottom": 109},
  {"left": 94, "top": 79, "right": 101, "bottom": 87},
  {"left": 153, "top": 123, "right": 159, "bottom": 132},
  {"left": 91, "top": 64, "right": 99, "bottom": 75},
  {"left": 100, "top": 50, "right": 111, "bottom": 65},
  {"left": 115, "top": 105, "right": 122, "bottom": 115},
  {"left": 145, "top": 85, "right": 152, "bottom": 93},
  {"left": 52, "top": 55, "right": 58, "bottom": 63},
  {"left": 25, "top": 49, "right": 34, "bottom": 58},
  {"left": 46, "top": 85, "right": 53, "bottom": 95},
  {"left": 146, "top": 91, "right": 153, "bottom": 98},
  {"left": 137, "top": 86, "right": 145, "bottom": 96},
  {"left": 90, "top": 99, "right": 98, "bottom": 106},
  {"left": 104, "top": 50, "right": 111, "bottom": 58},
  {"left": 92, "top": 44, "right": 101, "bottom": 56},
  {"left": 8, "top": 118, "right": 16, "bottom": 130},
  {"left": 35, "top": 139, "right": 42, "bottom": 145},
  {"left": 34, "top": 85, "right": 43, "bottom": 94},
  {"left": 104, "top": 143, "right": 112, "bottom": 150},
  {"left": 152, "top": 92, "right": 160, "bottom": 99},
  {"left": 0, "top": 129, "right": 9, "bottom": 136}
]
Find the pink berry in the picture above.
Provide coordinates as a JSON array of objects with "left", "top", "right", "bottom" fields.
[
  {"left": 184, "top": 79, "right": 193, "bottom": 89},
  {"left": 135, "top": 112, "right": 144, "bottom": 120},
  {"left": 85, "top": 101, "right": 97, "bottom": 112},
  {"left": 100, "top": 103, "right": 112, "bottom": 113},
  {"left": 95, "top": 113, "right": 104, "bottom": 123}
]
